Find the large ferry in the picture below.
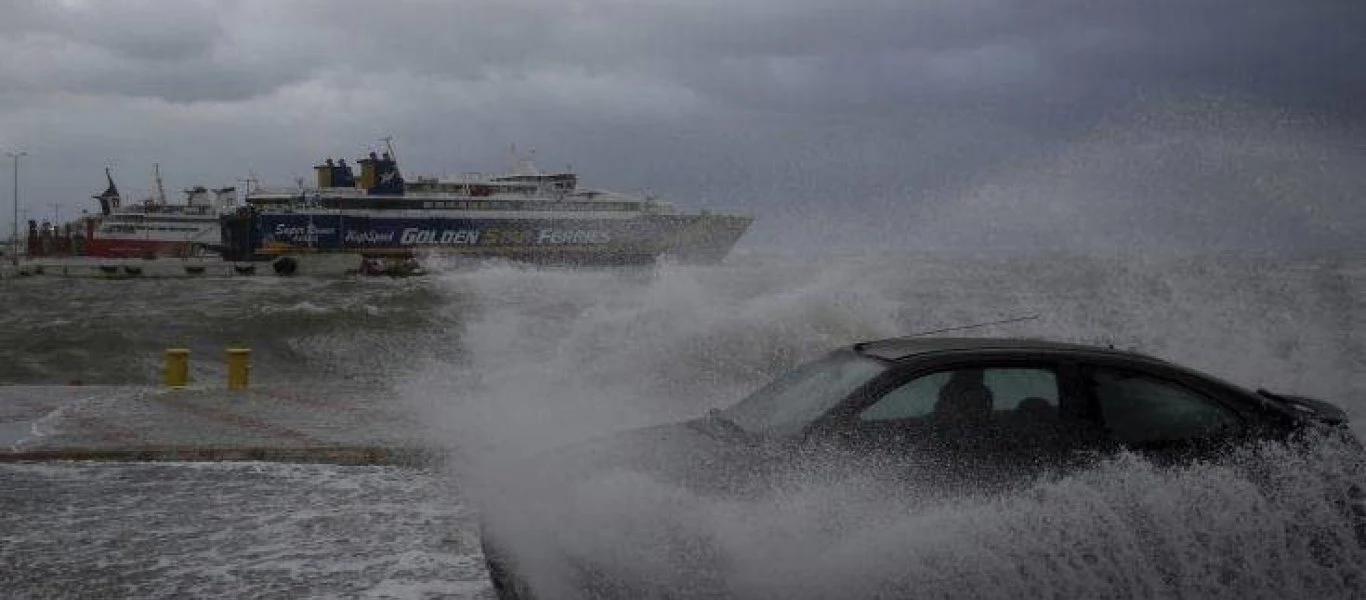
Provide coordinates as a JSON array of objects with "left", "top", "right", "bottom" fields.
[{"left": 219, "top": 146, "right": 752, "bottom": 273}]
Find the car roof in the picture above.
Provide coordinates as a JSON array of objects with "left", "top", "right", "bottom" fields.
[{"left": 852, "top": 336, "right": 1167, "bottom": 363}]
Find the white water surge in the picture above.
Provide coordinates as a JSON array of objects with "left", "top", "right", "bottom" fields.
[
  {"left": 405, "top": 254, "right": 1366, "bottom": 599},
  {"left": 1, "top": 254, "right": 1363, "bottom": 598}
]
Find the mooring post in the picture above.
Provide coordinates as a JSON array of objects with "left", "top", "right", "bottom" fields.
[
  {"left": 164, "top": 349, "right": 190, "bottom": 388},
  {"left": 226, "top": 348, "right": 251, "bottom": 390}
]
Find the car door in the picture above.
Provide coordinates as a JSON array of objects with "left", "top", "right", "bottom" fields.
[
  {"left": 824, "top": 357, "right": 1107, "bottom": 489},
  {"left": 1075, "top": 360, "right": 1249, "bottom": 465}
]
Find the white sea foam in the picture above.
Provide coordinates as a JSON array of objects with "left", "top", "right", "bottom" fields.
[
  {"left": 2, "top": 254, "right": 1362, "bottom": 598},
  {"left": 0, "top": 462, "right": 478, "bottom": 599},
  {"left": 403, "top": 254, "right": 1366, "bottom": 598}
]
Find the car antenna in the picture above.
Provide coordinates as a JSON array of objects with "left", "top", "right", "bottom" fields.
[{"left": 902, "top": 314, "right": 1040, "bottom": 338}]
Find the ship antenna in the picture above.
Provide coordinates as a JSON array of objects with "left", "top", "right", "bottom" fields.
[
  {"left": 380, "top": 136, "right": 398, "bottom": 163},
  {"left": 153, "top": 163, "right": 167, "bottom": 205},
  {"left": 901, "top": 314, "right": 1040, "bottom": 338}
]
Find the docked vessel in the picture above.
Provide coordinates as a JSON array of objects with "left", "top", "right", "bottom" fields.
[
  {"left": 86, "top": 167, "right": 236, "bottom": 258},
  {"left": 219, "top": 146, "right": 752, "bottom": 273},
  {"left": 29, "top": 167, "right": 234, "bottom": 259}
]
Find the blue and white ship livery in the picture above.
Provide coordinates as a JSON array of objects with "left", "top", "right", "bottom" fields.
[{"left": 220, "top": 145, "right": 751, "bottom": 273}]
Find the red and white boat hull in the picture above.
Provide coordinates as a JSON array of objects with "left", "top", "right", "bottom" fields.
[{"left": 81, "top": 238, "right": 204, "bottom": 259}]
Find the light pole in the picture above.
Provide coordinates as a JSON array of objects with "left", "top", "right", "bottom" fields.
[{"left": 6, "top": 151, "right": 25, "bottom": 266}]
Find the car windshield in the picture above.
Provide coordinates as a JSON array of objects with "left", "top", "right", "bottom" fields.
[{"left": 719, "top": 351, "right": 888, "bottom": 438}]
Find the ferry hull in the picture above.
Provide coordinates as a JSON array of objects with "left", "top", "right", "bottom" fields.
[
  {"left": 82, "top": 238, "right": 204, "bottom": 259},
  {"left": 221, "top": 212, "right": 752, "bottom": 266}
]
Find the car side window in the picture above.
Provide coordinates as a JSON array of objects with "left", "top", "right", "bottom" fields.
[
  {"left": 860, "top": 367, "right": 1060, "bottom": 422},
  {"left": 859, "top": 372, "right": 949, "bottom": 421},
  {"left": 1088, "top": 367, "right": 1243, "bottom": 445}
]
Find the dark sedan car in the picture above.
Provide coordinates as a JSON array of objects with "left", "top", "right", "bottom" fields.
[{"left": 480, "top": 337, "right": 1358, "bottom": 599}]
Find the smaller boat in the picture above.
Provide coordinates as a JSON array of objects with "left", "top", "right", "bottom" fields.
[
  {"left": 79, "top": 166, "right": 235, "bottom": 259},
  {"left": 29, "top": 166, "right": 235, "bottom": 260},
  {"left": 357, "top": 256, "right": 424, "bottom": 277}
]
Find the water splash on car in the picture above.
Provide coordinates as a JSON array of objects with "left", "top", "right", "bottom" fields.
[{"left": 404, "top": 254, "right": 1366, "bottom": 598}]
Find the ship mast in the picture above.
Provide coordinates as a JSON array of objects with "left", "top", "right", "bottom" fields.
[
  {"left": 380, "top": 136, "right": 398, "bottom": 164},
  {"left": 153, "top": 163, "right": 167, "bottom": 205}
]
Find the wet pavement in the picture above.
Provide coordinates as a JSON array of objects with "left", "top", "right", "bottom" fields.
[
  {"left": 1, "top": 461, "right": 487, "bottom": 599},
  {"left": 0, "top": 384, "right": 435, "bottom": 463},
  {"left": 0, "top": 385, "right": 486, "bottom": 599}
]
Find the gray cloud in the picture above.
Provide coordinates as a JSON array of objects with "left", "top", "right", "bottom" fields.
[{"left": 0, "top": 0, "right": 1362, "bottom": 254}]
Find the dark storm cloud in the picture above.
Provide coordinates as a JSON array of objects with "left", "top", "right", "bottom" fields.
[
  {"left": 286, "top": 0, "right": 1366, "bottom": 123},
  {"left": 0, "top": 1, "right": 220, "bottom": 63},
  {"left": 0, "top": 0, "right": 1363, "bottom": 253},
  {"left": 0, "top": 0, "right": 319, "bottom": 102},
  {"left": 1031, "top": 2, "right": 1366, "bottom": 122},
  {"left": 6, "top": 1, "right": 1362, "bottom": 116}
]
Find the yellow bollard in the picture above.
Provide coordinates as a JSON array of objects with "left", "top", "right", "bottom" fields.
[
  {"left": 164, "top": 349, "right": 190, "bottom": 388},
  {"left": 226, "top": 348, "right": 251, "bottom": 390}
]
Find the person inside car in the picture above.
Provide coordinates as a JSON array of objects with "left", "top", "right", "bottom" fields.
[{"left": 932, "top": 369, "right": 993, "bottom": 423}]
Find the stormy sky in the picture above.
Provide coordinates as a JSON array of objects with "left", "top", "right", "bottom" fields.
[{"left": 1, "top": 0, "right": 1363, "bottom": 255}]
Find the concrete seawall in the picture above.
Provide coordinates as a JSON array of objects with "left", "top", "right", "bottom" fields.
[
  {"left": 0, "top": 384, "right": 444, "bottom": 466},
  {"left": 0, "top": 257, "right": 252, "bottom": 279},
  {"left": 0, "top": 254, "right": 370, "bottom": 279},
  {"left": 0, "top": 445, "right": 441, "bottom": 466}
]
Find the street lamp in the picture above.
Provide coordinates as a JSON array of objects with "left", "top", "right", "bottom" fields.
[{"left": 5, "top": 150, "right": 26, "bottom": 266}]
